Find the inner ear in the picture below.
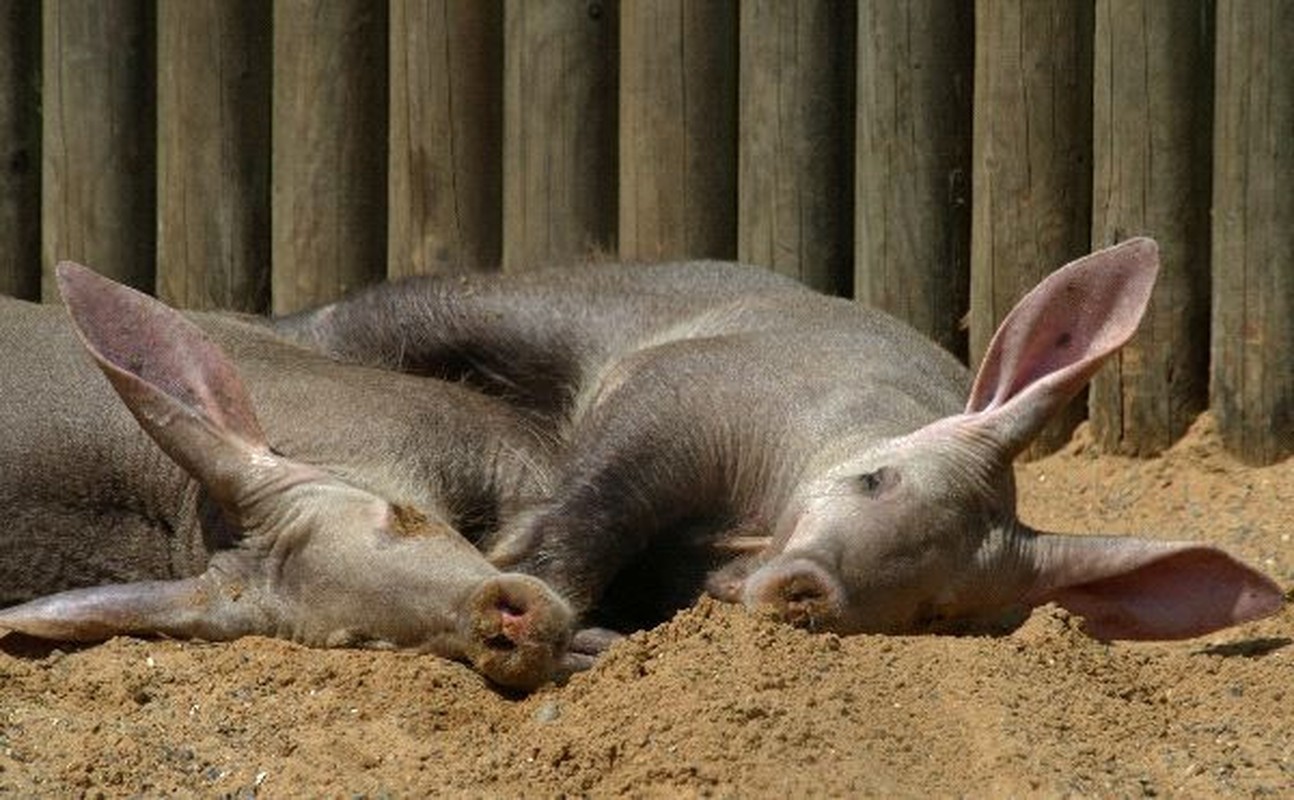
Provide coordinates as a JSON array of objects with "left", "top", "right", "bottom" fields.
[{"left": 963, "top": 239, "right": 1160, "bottom": 454}]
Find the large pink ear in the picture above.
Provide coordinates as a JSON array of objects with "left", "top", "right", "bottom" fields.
[
  {"left": 966, "top": 238, "right": 1159, "bottom": 454},
  {"left": 1025, "top": 532, "right": 1285, "bottom": 640},
  {"left": 0, "top": 575, "right": 248, "bottom": 642},
  {"left": 55, "top": 262, "right": 272, "bottom": 508}
]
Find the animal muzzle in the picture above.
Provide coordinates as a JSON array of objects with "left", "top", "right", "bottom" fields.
[
  {"left": 463, "top": 573, "right": 574, "bottom": 690},
  {"left": 741, "top": 556, "right": 847, "bottom": 632}
]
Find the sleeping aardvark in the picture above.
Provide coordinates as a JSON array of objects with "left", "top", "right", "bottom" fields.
[
  {"left": 276, "top": 238, "right": 1284, "bottom": 642},
  {"left": 0, "top": 264, "right": 573, "bottom": 690}
]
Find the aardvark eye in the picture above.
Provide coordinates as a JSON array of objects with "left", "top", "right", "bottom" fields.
[{"left": 856, "top": 467, "right": 898, "bottom": 497}]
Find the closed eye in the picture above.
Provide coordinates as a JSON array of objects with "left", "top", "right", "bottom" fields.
[{"left": 856, "top": 467, "right": 899, "bottom": 497}]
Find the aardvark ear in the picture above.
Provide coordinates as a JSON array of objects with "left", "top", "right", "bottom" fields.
[
  {"left": 55, "top": 261, "right": 286, "bottom": 516},
  {"left": 11, "top": 262, "right": 317, "bottom": 643},
  {"left": 0, "top": 574, "right": 254, "bottom": 642},
  {"left": 1022, "top": 530, "right": 1285, "bottom": 640},
  {"left": 965, "top": 238, "right": 1159, "bottom": 456}
]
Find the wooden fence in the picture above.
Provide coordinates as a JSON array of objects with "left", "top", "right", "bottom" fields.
[{"left": 0, "top": 1, "right": 1290, "bottom": 465}]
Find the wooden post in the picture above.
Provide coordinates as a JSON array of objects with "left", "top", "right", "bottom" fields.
[
  {"left": 502, "top": 0, "right": 618, "bottom": 271},
  {"left": 157, "top": 0, "right": 271, "bottom": 312},
  {"left": 272, "top": 0, "right": 387, "bottom": 314},
  {"left": 619, "top": 0, "right": 736, "bottom": 262},
  {"left": 389, "top": 0, "right": 503, "bottom": 278},
  {"left": 1211, "top": 0, "right": 1294, "bottom": 465},
  {"left": 738, "top": 0, "right": 853, "bottom": 294},
  {"left": 855, "top": 0, "right": 973, "bottom": 360},
  {"left": 0, "top": 0, "right": 39, "bottom": 299},
  {"left": 970, "top": 0, "right": 1094, "bottom": 456},
  {"left": 1089, "top": 0, "right": 1212, "bottom": 456},
  {"left": 42, "top": 0, "right": 154, "bottom": 300}
]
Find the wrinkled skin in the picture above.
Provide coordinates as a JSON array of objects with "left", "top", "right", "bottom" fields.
[
  {"left": 276, "top": 240, "right": 1284, "bottom": 642},
  {"left": 0, "top": 264, "right": 572, "bottom": 690}
]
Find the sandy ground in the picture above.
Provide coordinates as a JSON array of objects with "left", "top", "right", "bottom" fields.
[{"left": 0, "top": 415, "right": 1290, "bottom": 797}]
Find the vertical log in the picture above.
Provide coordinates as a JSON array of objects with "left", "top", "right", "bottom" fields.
[
  {"left": 738, "top": 0, "right": 853, "bottom": 294},
  {"left": 389, "top": 0, "right": 502, "bottom": 278},
  {"left": 0, "top": 0, "right": 39, "bottom": 299},
  {"left": 619, "top": 0, "right": 736, "bottom": 262},
  {"left": 42, "top": 0, "right": 154, "bottom": 299},
  {"left": 272, "top": 0, "right": 387, "bottom": 314},
  {"left": 970, "top": 0, "right": 1094, "bottom": 455},
  {"left": 502, "top": 0, "right": 618, "bottom": 271},
  {"left": 1089, "top": 0, "right": 1211, "bottom": 456},
  {"left": 1211, "top": 0, "right": 1294, "bottom": 464},
  {"left": 855, "top": 0, "right": 973, "bottom": 360},
  {"left": 157, "top": 0, "right": 271, "bottom": 312}
]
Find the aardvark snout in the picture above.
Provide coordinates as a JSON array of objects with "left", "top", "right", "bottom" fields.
[
  {"left": 743, "top": 556, "right": 845, "bottom": 632},
  {"left": 464, "top": 574, "right": 574, "bottom": 690}
]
